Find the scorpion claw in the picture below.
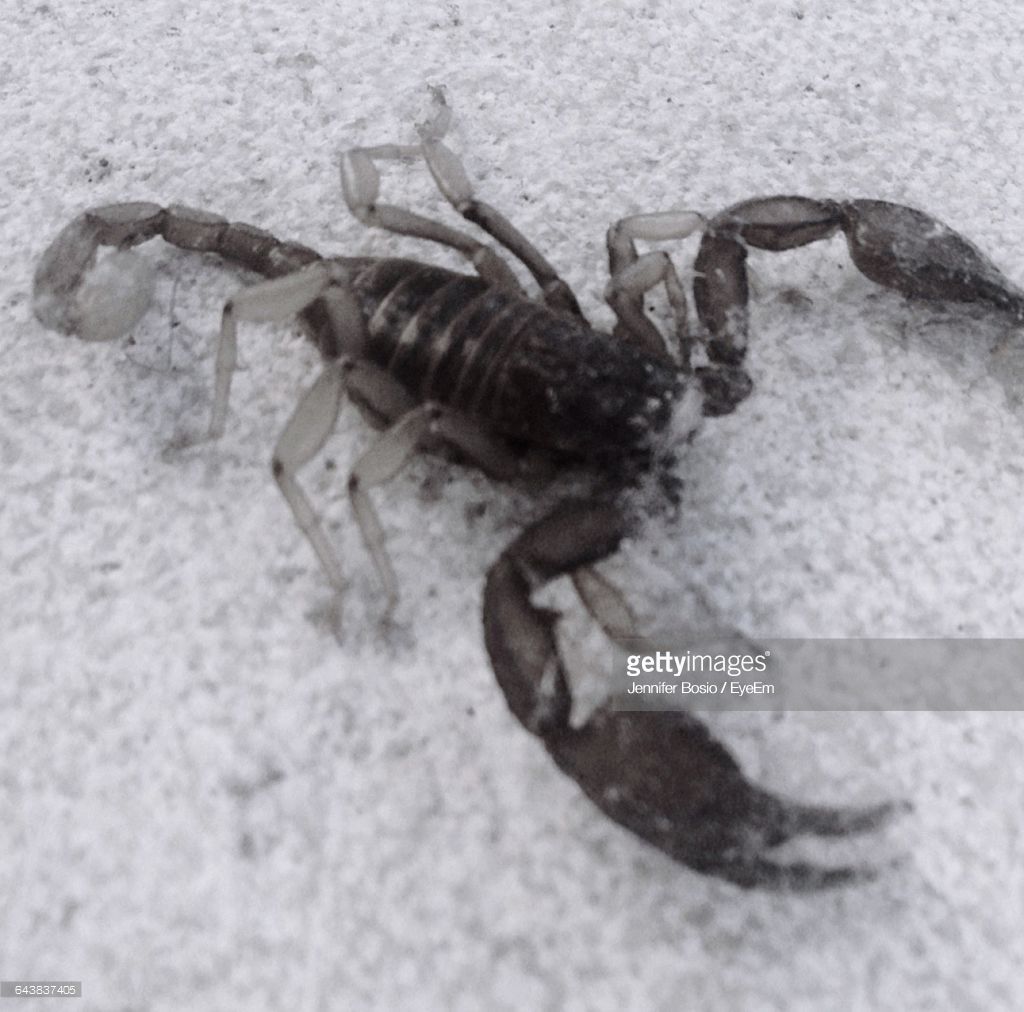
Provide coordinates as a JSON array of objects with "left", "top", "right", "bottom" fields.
[
  {"left": 838, "top": 199, "right": 1024, "bottom": 317},
  {"left": 484, "top": 501, "right": 904, "bottom": 889},
  {"left": 692, "top": 194, "right": 1024, "bottom": 364},
  {"left": 774, "top": 796, "right": 909, "bottom": 838},
  {"left": 703, "top": 857, "right": 880, "bottom": 893},
  {"left": 546, "top": 705, "right": 905, "bottom": 890}
]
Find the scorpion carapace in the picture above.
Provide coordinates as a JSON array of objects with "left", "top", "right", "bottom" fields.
[{"left": 33, "top": 102, "right": 1024, "bottom": 890}]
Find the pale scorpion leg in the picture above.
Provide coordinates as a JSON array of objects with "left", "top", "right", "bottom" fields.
[
  {"left": 206, "top": 255, "right": 444, "bottom": 620},
  {"left": 416, "top": 137, "right": 584, "bottom": 318},
  {"left": 209, "top": 262, "right": 342, "bottom": 437},
  {"left": 340, "top": 145, "right": 525, "bottom": 297},
  {"left": 271, "top": 357, "right": 417, "bottom": 618},
  {"left": 272, "top": 362, "right": 348, "bottom": 596},
  {"left": 341, "top": 98, "right": 584, "bottom": 317},
  {"left": 605, "top": 210, "right": 706, "bottom": 361},
  {"left": 345, "top": 402, "right": 523, "bottom": 613},
  {"left": 208, "top": 259, "right": 373, "bottom": 607},
  {"left": 570, "top": 566, "right": 637, "bottom": 645},
  {"left": 484, "top": 499, "right": 905, "bottom": 890},
  {"left": 606, "top": 209, "right": 754, "bottom": 416}
]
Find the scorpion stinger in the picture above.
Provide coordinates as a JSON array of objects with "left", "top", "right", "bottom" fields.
[{"left": 33, "top": 101, "right": 1024, "bottom": 889}]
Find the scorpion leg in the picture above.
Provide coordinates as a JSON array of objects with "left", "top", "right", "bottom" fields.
[
  {"left": 605, "top": 210, "right": 754, "bottom": 416},
  {"left": 272, "top": 362, "right": 348, "bottom": 597},
  {"left": 341, "top": 357, "right": 417, "bottom": 430},
  {"left": 208, "top": 255, "right": 380, "bottom": 438},
  {"left": 270, "top": 357, "right": 420, "bottom": 619},
  {"left": 347, "top": 402, "right": 523, "bottom": 611},
  {"left": 221, "top": 263, "right": 415, "bottom": 619},
  {"left": 211, "top": 262, "right": 332, "bottom": 437},
  {"left": 341, "top": 91, "right": 583, "bottom": 317},
  {"left": 416, "top": 137, "right": 585, "bottom": 318},
  {"left": 484, "top": 499, "right": 904, "bottom": 890},
  {"left": 605, "top": 210, "right": 705, "bottom": 360},
  {"left": 340, "top": 146, "right": 525, "bottom": 297}
]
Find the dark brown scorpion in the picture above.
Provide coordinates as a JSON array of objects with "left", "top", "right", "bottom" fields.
[{"left": 33, "top": 105, "right": 1024, "bottom": 890}]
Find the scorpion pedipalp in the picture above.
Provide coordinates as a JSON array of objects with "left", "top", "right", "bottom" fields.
[
  {"left": 691, "top": 195, "right": 1024, "bottom": 364},
  {"left": 483, "top": 499, "right": 905, "bottom": 891},
  {"left": 838, "top": 198, "right": 1024, "bottom": 312}
]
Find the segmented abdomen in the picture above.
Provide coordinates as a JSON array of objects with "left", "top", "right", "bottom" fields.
[
  {"left": 343, "top": 257, "right": 683, "bottom": 463},
  {"left": 345, "top": 258, "right": 532, "bottom": 407}
]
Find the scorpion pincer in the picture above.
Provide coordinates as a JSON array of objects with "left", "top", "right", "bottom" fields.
[{"left": 32, "top": 101, "right": 1024, "bottom": 890}]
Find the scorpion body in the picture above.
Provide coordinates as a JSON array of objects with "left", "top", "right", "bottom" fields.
[
  {"left": 33, "top": 104, "right": 1024, "bottom": 890},
  {"left": 336, "top": 256, "right": 683, "bottom": 467}
]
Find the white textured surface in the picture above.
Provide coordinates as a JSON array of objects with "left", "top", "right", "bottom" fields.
[{"left": 3, "top": 1, "right": 1024, "bottom": 1009}]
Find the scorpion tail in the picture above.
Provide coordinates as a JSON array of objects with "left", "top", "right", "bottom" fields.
[
  {"left": 33, "top": 202, "right": 326, "bottom": 347},
  {"left": 483, "top": 499, "right": 907, "bottom": 890},
  {"left": 32, "top": 209, "right": 159, "bottom": 341}
]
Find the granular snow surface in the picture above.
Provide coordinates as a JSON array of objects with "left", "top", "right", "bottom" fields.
[{"left": 3, "top": 2, "right": 1023, "bottom": 1009}]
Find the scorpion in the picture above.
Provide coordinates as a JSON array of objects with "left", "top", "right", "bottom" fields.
[{"left": 33, "top": 100, "right": 1024, "bottom": 890}]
